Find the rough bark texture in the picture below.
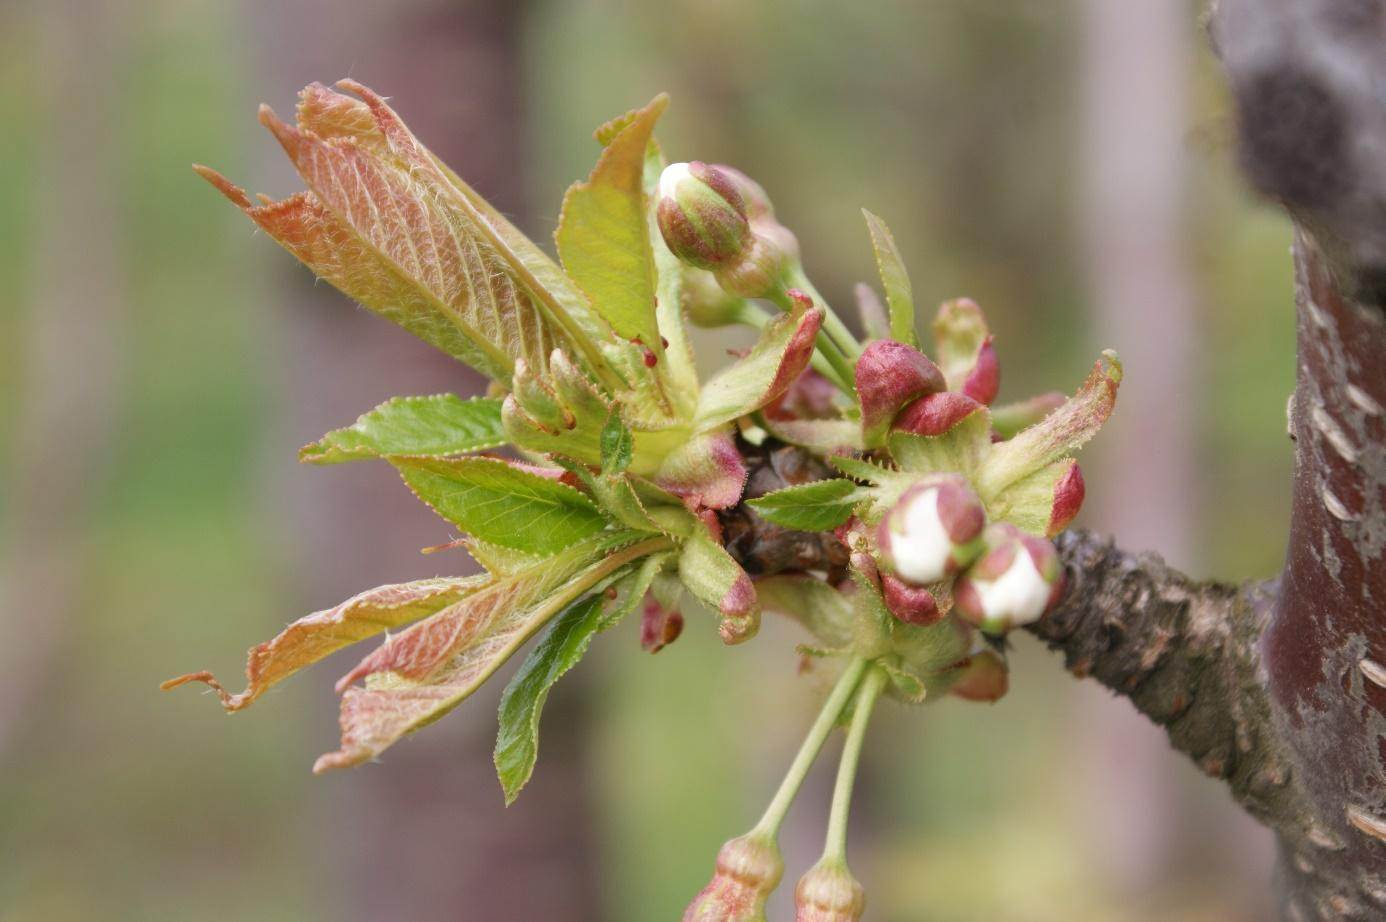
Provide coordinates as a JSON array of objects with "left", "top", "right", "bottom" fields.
[{"left": 723, "top": 2, "right": 1386, "bottom": 900}]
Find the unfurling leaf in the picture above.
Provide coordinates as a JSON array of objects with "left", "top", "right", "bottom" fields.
[
  {"left": 299, "top": 395, "right": 505, "bottom": 464},
  {"left": 600, "top": 408, "right": 634, "bottom": 474},
  {"left": 862, "top": 210, "right": 917, "bottom": 347},
  {"left": 976, "top": 351, "right": 1121, "bottom": 500},
  {"left": 986, "top": 458, "right": 1085, "bottom": 538},
  {"left": 655, "top": 429, "right": 748, "bottom": 510},
  {"left": 161, "top": 577, "right": 484, "bottom": 711},
  {"left": 495, "top": 595, "right": 604, "bottom": 803},
  {"left": 556, "top": 94, "right": 669, "bottom": 349},
  {"left": 746, "top": 478, "right": 861, "bottom": 531},
  {"left": 392, "top": 456, "right": 607, "bottom": 555},
  {"left": 694, "top": 307, "right": 824, "bottom": 429},
  {"left": 931, "top": 298, "right": 998, "bottom": 403},
  {"left": 318, "top": 534, "right": 665, "bottom": 772},
  {"left": 199, "top": 81, "right": 613, "bottom": 385}
]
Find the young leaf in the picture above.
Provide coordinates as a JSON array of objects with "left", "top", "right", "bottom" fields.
[
  {"left": 317, "top": 534, "right": 665, "bottom": 772},
  {"left": 300, "top": 395, "right": 505, "bottom": 464},
  {"left": 161, "top": 577, "right": 485, "bottom": 712},
  {"left": 393, "top": 456, "right": 608, "bottom": 555},
  {"left": 600, "top": 408, "right": 634, "bottom": 474},
  {"left": 205, "top": 81, "right": 618, "bottom": 386},
  {"left": 494, "top": 595, "right": 605, "bottom": 803},
  {"left": 694, "top": 307, "right": 825, "bottom": 429},
  {"left": 556, "top": 95, "right": 669, "bottom": 351},
  {"left": 678, "top": 530, "right": 759, "bottom": 644},
  {"left": 746, "top": 479, "right": 861, "bottom": 531},
  {"left": 931, "top": 298, "right": 990, "bottom": 393},
  {"left": 654, "top": 429, "right": 748, "bottom": 510},
  {"left": 862, "top": 210, "right": 917, "bottom": 347},
  {"left": 975, "top": 351, "right": 1122, "bottom": 500}
]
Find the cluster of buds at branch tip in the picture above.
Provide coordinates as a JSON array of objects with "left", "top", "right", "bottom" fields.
[
  {"left": 683, "top": 832, "right": 784, "bottom": 922},
  {"left": 794, "top": 857, "right": 866, "bottom": 921},
  {"left": 954, "top": 524, "right": 1064, "bottom": 635},
  {"left": 658, "top": 161, "right": 797, "bottom": 299},
  {"left": 877, "top": 477, "right": 987, "bottom": 586}
]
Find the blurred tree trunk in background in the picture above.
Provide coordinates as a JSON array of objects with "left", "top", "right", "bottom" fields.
[
  {"left": 254, "top": 2, "right": 603, "bottom": 919},
  {"left": 0, "top": 0, "right": 126, "bottom": 762},
  {"left": 1078, "top": 1, "right": 1275, "bottom": 913}
]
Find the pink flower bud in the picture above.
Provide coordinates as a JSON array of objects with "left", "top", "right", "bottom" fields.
[
  {"left": 892, "top": 391, "right": 985, "bottom": 438},
  {"left": 710, "top": 163, "right": 775, "bottom": 222},
  {"left": 877, "top": 477, "right": 986, "bottom": 586},
  {"left": 961, "top": 335, "right": 1000, "bottom": 405},
  {"left": 640, "top": 598, "right": 684, "bottom": 653},
  {"left": 948, "top": 649, "right": 1010, "bottom": 702},
  {"left": 794, "top": 858, "right": 865, "bottom": 922},
  {"left": 880, "top": 572, "right": 942, "bottom": 626},
  {"left": 658, "top": 161, "right": 752, "bottom": 271},
  {"left": 855, "top": 341, "right": 946, "bottom": 447},
  {"left": 954, "top": 524, "right": 1065, "bottom": 635},
  {"left": 683, "top": 833, "right": 783, "bottom": 922},
  {"left": 1048, "top": 461, "right": 1085, "bottom": 536}
]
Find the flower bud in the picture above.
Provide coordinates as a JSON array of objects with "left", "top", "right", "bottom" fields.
[
  {"left": 682, "top": 266, "right": 747, "bottom": 327},
  {"left": 640, "top": 597, "right": 684, "bottom": 653},
  {"left": 948, "top": 649, "right": 1010, "bottom": 702},
  {"left": 961, "top": 334, "right": 1000, "bottom": 405},
  {"left": 658, "top": 161, "right": 752, "bottom": 271},
  {"left": 953, "top": 524, "right": 1065, "bottom": 635},
  {"left": 855, "top": 340, "right": 946, "bottom": 447},
  {"left": 711, "top": 163, "right": 775, "bottom": 222},
  {"left": 714, "top": 230, "right": 791, "bottom": 299},
  {"left": 794, "top": 858, "right": 865, "bottom": 922},
  {"left": 880, "top": 572, "right": 942, "bottom": 626},
  {"left": 877, "top": 477, "right": 986, "bottom": 586},
  {"left": 683, "top": 832, "right": 784, "bottom": 922}
]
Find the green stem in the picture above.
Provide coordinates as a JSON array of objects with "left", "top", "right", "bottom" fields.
[
  {"left": 782, "top": 268, "right": 863, "bottom": 359},
  {"left": 751, "top": 656, "right": 870, "bottom": 839},
  {"left": 822, "top": 664, "right": 888, "bottom": 862}
]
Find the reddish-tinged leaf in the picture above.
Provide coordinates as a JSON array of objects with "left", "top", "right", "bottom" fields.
[
  {"left": 317, "top": 535, "right": 667, "bottom": 771},
  {"left": 694, "top": 307, "right": 824, "bottom": 429},
  {"left": 678, "top": 529, "right": 759, "bottom": 644},
  {"left": 986, "top": 458, "right": 1086, "bottom": 537},
  {"left": 931, "top": 297, "right": 991, "bottom": 393},
  {"left": 161, "top": 577, "right": 484, "bottom": 711}
]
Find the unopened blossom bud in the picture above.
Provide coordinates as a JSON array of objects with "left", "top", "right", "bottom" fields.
[
  {"left": 855, "top": 340, "right": 946, "bottom": 447},
  {"left": 948, "top": 649, "right": 1010, "bottom": 702},
  {"left": 658, "top": 161, "right": 751, "bottom": 271},
  {"left": 881, "top": 572, "right": 942, "bottom": 626},
  {"left": 794, "top": 858, "right": 865, "bottom": 922},
  {"left": 683, "top": 832, "right": 783, "bottom": 922},
  {"left": 954, "top": 524, "right": 1065, "bottom": 635},
  {"left": 711, "top": 163, "right": 775, "bottom": 222},
  {"left": 714, "top": 230, "right": 792, "bottom": 299},
  {"left": 877, "top": 477, "right": 986, "bottom": 586}
]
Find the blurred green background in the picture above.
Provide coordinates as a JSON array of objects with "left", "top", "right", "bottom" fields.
[{"left": 0, "top": 0, "right": 1295, "bottom": 920}]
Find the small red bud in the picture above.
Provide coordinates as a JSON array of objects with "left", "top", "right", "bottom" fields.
[
  {"left": 892, "top": 391, "right": 984, "bottom": 438},
  {"left": 1048, "top": 461, "right": 1085, "bottom": 536},
  {"left": 949, "top": 650, "right": 1010, "bottom": 702},
  {"left": 961, "top": 335, "right": 1000, "bottom": 405}
]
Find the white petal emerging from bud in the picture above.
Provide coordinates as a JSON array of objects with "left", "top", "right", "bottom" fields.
[
  {"left": 888, "top": 488, "right": 952, "bottom": 584},
  {"left": 660, "top": 161, "right": 694, "bottom": 201},
  {"left": 969, "top": 549, "right": 1051, "bottom": 626}
]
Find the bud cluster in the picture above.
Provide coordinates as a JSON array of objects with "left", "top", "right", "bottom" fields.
[{"left": 658, "top": 161, "right": 799, "bottom": 300}]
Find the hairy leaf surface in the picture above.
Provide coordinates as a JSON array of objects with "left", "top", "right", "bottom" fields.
[
  {"left": 746, "top": 478, "right": 861, "bottom": 531},
  {"left": 862, "top": 210, "right": 917, "bottom": 347}
]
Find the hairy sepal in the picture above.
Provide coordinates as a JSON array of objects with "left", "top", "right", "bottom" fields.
[
  {"left": 976, "top": 351, "right": 1121, "bottom": 501},
  {"left": 299, "top": 395, "right": 505, "bottom": 464},
  {"left": 694, "top": 307, "right": 824, "bottom": 429}
]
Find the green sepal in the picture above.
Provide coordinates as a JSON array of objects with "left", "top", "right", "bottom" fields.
[
  {"left": 887, "top": 406, "right": 992, "bottom": 476},
  {"left": 862, "top": 209, "right": 917, "bottom": 347},
  {"left": 300, "top": 395, "right": 505, "bottom": 464}
]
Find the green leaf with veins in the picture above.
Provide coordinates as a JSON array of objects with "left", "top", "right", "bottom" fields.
[
  {"left": 495, "top": 594, "right": 605, "bottom": 803},
  {"left": 862, "top": 209, "right": 917, "bottom": 347},
  {"left": 746, "top": 478, "right": 862, "bottom": 531},
  {"left": 300, "top": 395, "right": 505, "bottom": 464},
  {"left": 556, "top": 95, "right": 669, "bottom": 351},
  {"left": 600, "top": 408, "right": 634, "bottom": 474},
  {"left": 393, "top": 456, "right": 608, "bottom": 555}
]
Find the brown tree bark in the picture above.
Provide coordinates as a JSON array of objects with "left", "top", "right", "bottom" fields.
[{"left": 722, "top": 5, "right": 1386, "bottom": 914}]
